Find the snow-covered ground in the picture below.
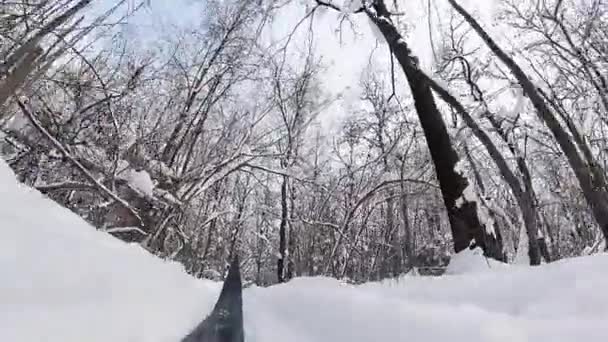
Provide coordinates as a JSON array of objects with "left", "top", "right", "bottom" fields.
[{"left": 1, "top": 158, "right": 607, "bottom": 342}]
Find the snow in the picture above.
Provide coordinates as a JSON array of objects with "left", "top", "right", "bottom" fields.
[
  {"left": 0, "top": 160, "right": 215, "bottom": 342},
  {"left": 2, "top": 112, "right": 28, "bottom": 131},
  {"left": 342, "top": 0, "right": 362, "bottom": 13},
  {"left": 445, "top": 247, "right": 509, "bottom": 275},
  {"left": 124, "top": 168, "right": 155, "bottom": 197},
  {"left": 498, "top": 86, "right": 526, "bottom": 119},
  {"left": 2, "top": 157, "right": 608, "bottom": 342},
  {"left": 366, "top": 15, "right": 386, "bottom": 43},
  {"left": 514, "top": 217, "right": 531, "bottom": 265},
  {"left": 453, "top": 160, "right": 497, "bottom": 237}
]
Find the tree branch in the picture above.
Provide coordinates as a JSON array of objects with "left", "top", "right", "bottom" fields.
[
  {"left": 35, "top": 181, "right": 96, "bottom": 193},
  {"left": 15, "top": 98, "right": 144, "bottom": 226}
]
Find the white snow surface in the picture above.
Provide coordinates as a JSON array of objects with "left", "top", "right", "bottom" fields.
[
  {"left": 444, "top": 247, "right": 509, "bottom": 275},
  {"left": 1, "top": 158, "right": 608, "bottom": 342},
  {"left": 124, "top": 168, "right": 155, "bottom": 197}
]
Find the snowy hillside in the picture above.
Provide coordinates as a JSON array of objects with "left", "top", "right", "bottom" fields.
[
  {"left": 0, "top": 158, "right": 608, "bottom": 342},
  {"left": 1, "top": 157, "right": 607, "bottom": 342}
]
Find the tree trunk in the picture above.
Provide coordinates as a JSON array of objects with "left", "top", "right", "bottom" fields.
[
  {"left": 449, "top": 0, "right": 608, "bottom": 245},
  {"left": 287, "top": 183, "right": 297, "bottom": 280},
  {"left": 366, "top": 3, "right": 504, "bottom": 260},
  {"left": 277, "top": 175, "right": 288, "bottom": 283},
  {"left": 379, "top": 195, "right": 396, "bottom": 278},
  {"left": 427, "top": 73, "right": 541, "bottom": 264},
  {"left": 399, "top": 162, "right": 415, "bottom": 269}
]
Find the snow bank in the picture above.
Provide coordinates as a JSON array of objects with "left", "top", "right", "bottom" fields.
[
  {"left": 445, "top": 247, "right": 510, "bottom": 275},
  {"left": 0, "top": 160, "right": 219, "bottom": 342},
  {"left": 124, "top": 168, "right": 155, "bottom": 197},
  {"left": 1, "top": 158, "right": 608, "bottom": 342}
]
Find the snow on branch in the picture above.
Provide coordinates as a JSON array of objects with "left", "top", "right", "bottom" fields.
[
  {"left": 35, "top": 181, "right": 96, "bottom": 193},
  {"left": 15, "top": 98, "right": 144, "bottom": 227},
  {"left": 102, "top": 226, "right": 148, "bottom": 235}
]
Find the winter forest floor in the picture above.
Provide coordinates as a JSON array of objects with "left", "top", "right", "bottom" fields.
[{"left": 1, "top": 158, "right": 607, "bottom": 342}]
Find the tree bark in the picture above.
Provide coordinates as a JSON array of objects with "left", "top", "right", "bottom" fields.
[
  {"left": 277, "top": 175, "right": 288, "bottom": 283},
  {"left": 399, "top": 157, "right": 415, "bottom": 269},
  {"left": 449, "top": 0, "right": 608, "bottom": 245},
  {"left": 425, "top": 73, "right": 541, "bottom": 264},
  {"left": 365, "top": 3, "right": 504, "bottom": 260},
  {"left": 287, "top": 183, "right": 297, "bottom": 280}
]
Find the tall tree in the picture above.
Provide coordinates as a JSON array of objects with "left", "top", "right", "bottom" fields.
[
  {"left": 314, "top": 0, "right": 505, "bottom": 260},
  {"left": 448, "top": 0, "right": 608, "bottom": 247}
]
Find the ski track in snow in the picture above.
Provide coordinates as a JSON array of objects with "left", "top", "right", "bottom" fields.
[{"left": 1, "top": 158, "right": 607, "bottom": 342}]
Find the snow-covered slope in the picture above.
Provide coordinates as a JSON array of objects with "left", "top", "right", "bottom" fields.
[
  {"left": 1, "top": 158, "right": 607, "bottom": 342},
  {"left": 0, "top": 160, "right": 219, "bottom": 342}
]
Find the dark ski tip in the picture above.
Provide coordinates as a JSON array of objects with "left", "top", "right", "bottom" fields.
[{"left": 181, "top": 255, "right": 244, "bottom": 342}]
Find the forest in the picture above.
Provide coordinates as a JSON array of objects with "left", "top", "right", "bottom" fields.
[{"left": 1, "top": 0, "right": 606, "bottom": 286}]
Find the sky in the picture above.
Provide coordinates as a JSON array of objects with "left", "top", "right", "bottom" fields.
[{"left": 104, "top": 0, "right": 502, "bottom": 131}]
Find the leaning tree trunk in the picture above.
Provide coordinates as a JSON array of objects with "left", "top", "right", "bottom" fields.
[
  {"left": 365, "top": 2, "right": 504, "bottom": 260},
  {"left": 422, "top": 73, "right": 542, "bottom": 265},
  {"left": 449, "top": 0, "right": 608, "bottom": 245},
  {"left": 0, "top": 0, "right": 93, "bottom": 110}
]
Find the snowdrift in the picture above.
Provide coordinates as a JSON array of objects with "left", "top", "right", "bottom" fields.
[{"left": 1, "top": 159, "right": 607, "bottom": 342}]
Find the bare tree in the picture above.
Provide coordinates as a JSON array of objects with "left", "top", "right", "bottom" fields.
[
  {"left": 312, "top": 0, "right": 505, "bottom": 260},
  {"left": 266, "top": 42, "right": 324, "bottom": 282},
  {"left": 448, "top": 0, "right": 608, "bottom": 247}
]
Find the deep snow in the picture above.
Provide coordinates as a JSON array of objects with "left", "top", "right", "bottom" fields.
[{"left": 1, "top": 158, "right": 607, "bottom": 342}]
